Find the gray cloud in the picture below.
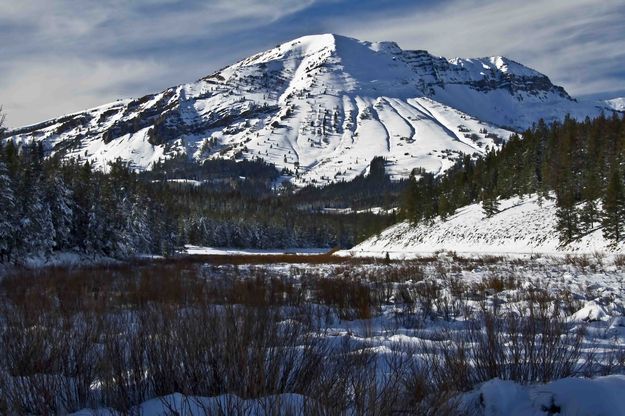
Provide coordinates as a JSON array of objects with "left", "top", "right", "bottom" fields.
[
  {"left": 1, "top": 57, "right": 167, "bottom": 127},
  {"left": 0, "top": 0, "right": 315, "bottom": 127}
]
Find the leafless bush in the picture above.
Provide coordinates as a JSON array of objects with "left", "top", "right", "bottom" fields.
[
  {"left": 415, "top": 279, "right": 441, "bottom": 320},
  {"left": 309, "top": 275, "right": 373, "bottom": 319},
  {"left": 476, "top": 272, "right": 519, "bottom": 294},
  {"left": 421, "top": 311, "right": 587, "bottom": 394},
  {"left": 564, "top": 254, "right": 591, "bottom": 269},
  {"left": 0, "top": 256, "right": 614, "bottom": 414},
  {"left": 614, "top": 254, "right": 625, "bottom": 267}
]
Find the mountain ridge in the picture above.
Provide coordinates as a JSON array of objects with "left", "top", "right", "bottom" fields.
[{"left": 3, "top": 34, "right": 610, "bottom": 186}]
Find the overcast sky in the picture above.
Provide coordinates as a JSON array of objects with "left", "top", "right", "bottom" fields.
[{"left": 1, "top": 0, "right": 624, "bottom": 127}]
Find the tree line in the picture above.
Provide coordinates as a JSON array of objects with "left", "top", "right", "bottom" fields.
[
  {"left": 0, "top": 141, "right": 178, "bottom": 263},
  {"left": 400, "top": 112, "right": 625, "bottom": 245},
  {"left": 146, "top": 156, "right": 397, "bottom": 250},
  {"left": 0, "top": 123, "right": 398, "bottom": 263}
]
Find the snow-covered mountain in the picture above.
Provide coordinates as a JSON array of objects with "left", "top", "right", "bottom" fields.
[{"left": 4, "top": 34, "right": 609, "bottom": 186}]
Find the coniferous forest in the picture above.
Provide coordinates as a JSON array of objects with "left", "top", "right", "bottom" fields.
[
  {"left": 400, "top": 113, "right": 625, "bottom": 245},
  {"left": 0, "top": 141, "right": 178, "bottom": 263},
  {"left": 0, "top": 130, "right": 399, "bottom": 263}
]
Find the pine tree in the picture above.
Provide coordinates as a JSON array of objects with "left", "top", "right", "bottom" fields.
[
  {"left": 3, "top": 140, "right": 19, "bottom": 178},
  {"left": 45, "top": 174, "right": 74, "bottom": 250},
  {"left": 438, "top": 194, "right": 452, "bottom": 219},
  {"left": 86, "top": 201, "right": 110, "bottom": 255},
  {"left": 71, "top": 161, "right": 94, "bottom": 250},
  {"left": 0, "top": 106, "right": 6, "bottom": 138},
  {"left": 555, "top": 189, "right": 580, "bottom": 245},
  {"left": 602, "top": 168, "right": 625, "bottom": 243},
  {"left": 0, "top": 160, "right": 16, "bottom": 262},
  {"left": 123, "top": 198, "right": 152, "bottom": 254},
  {"left": 481, "top": 190, "right": 500, "bottom": 218},
  {"left": 401, "top": 173, "right": 419, "bottom": 223},
  {"left": 579, "top": 200, "right": 599, "bottom": 232},
  {"left": 20, "top": 182, "right": 55, "bottom": 257}
]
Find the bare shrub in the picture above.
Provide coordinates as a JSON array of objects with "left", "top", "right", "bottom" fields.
[
  {"left": 421, "top": 311, "right": 587, "bottom": 393},
  {"left": 309, "top": 275, "right": 373, "bottom": 319},
  {"left": 0, "top": 255, "right": 615, "bottom": 414},
  {"left": 614, "top": 254, "right": 625, "bottom": 267},
  {"left": 564, "top": 254, "right": 591, "bottom": 269}
]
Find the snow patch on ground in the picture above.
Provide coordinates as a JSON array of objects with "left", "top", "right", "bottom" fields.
[
  {"left": 72, "top": 377, "right": 625, "bottom": 416},
  {"left": 570, "top": 300, "right": 609, "bottom": 322},
  {"left": 184, "top": 245, "right": 329, "bottom": 256},
  {"left": 463, "top": 375, "right": 625, "bottom": 416},
  {"left": 71, "top": 393, "right": 309, "bottom": 416}
]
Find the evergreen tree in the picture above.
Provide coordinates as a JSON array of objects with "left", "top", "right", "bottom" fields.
[
  {"left": 438, "top": 194, "right": 452, "bottom": 219},
  {"left": 0, "top": 159, "right": 16, "bottom": 261},
  {"left": 122, "top": 199, "right": 152, "bottom": 254},
  {"left": 580, "top": 200, "right": 599, "bottom": 231},
  {"left": 0, "top": 106, "right": 6, "bottom": 138},
  {"left": 401, "top": 173, "right": 419, "bottom": 223},
  {"left": 20, "top": 182, "right": 55, "bottom": 257},
  {"left": 481, "top": 190, "right": 500, "bottom": 218},
  {"left": 555, "top": 190, "right": 580, "bottom": 245},
  {"left": 602, "top": 168, "right": 625, "bottom": 243},
  {"left": 45, "top": 173, "right": 74, "bottom": 250},
  {"left": 86, "top": 201, "right": 110, "bottom": 255},
  {"left": 71, "top": 161, "right": 94, "bottom": 249}
]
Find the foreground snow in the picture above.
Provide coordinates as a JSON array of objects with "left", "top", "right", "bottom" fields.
[
  {"left": 71, "top": 393, "right": 309, "bottom": 416},
  {"left": 337, "top": 194, "right": 623, "bottom": 259},
  {"left": 71, "top": 376, "right": 625, "bottom": 416},
  {"left": 463, "top": 376, "right": 625, "bottom": 416},
  {"left": 69, "top": 255, "right": 625, "bottom": 415}
]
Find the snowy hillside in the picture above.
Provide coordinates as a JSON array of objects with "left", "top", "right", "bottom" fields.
[
  {"left": 606, "top": 97, "right": 625, "bottom": 112},
  {"left": 4, "top": 34, "right": 608, "bottom": 186},
  {"left": 338, "top": 194, "right": 623, "bottom": 258}
]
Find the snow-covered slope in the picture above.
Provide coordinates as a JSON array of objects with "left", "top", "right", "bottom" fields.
[
  {"left": 338, "top": 194, "right": 623, "bottom": 258},
  {"left": 4, "top": 34, "right": 608, "bottom": 186},
  {"left": 605, "top": 97, "right": 625, "bottom": 112}
]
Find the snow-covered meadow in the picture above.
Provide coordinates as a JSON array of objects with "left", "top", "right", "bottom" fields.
[{"left": 1, "top": 253, "right": 625, "bottom": 415}]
